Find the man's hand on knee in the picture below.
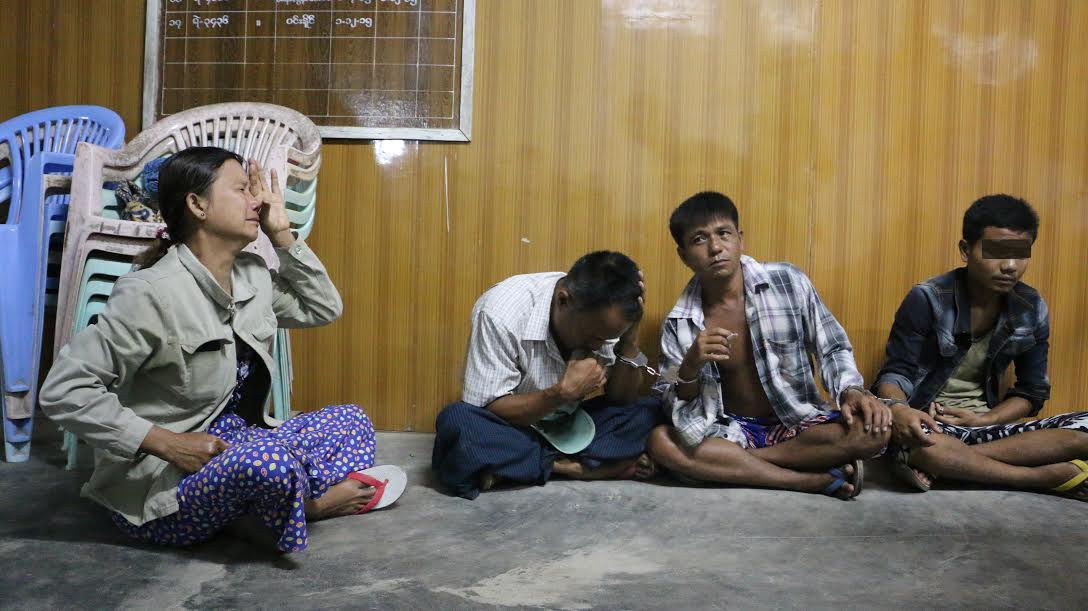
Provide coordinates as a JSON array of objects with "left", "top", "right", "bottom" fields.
[
  {"left": 930, "top": 403, "right": 986, "bottom": 427},
  {"left": 890, "top": 403, "right": 939, "bottom": 448},
  {"left": 841, "top": 387, "right": 892, "bottom": 434}
]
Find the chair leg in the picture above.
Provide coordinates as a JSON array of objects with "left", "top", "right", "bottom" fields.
[
  {"left": 64, "top": 430, "right": 80, "bottom": 470},
  {"left": 2, "top": 396, "right": 33, "bottom": 462}
]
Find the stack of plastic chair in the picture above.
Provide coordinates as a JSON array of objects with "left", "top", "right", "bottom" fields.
[
  {"left": 55, "top": 103, "right": 321, "bottom": 466},
  {"left": 0, "top": 106, "right": 125, "bottom": 462},
  {"left": 284, "top": 174, "right": 317, "bottom": 241}
]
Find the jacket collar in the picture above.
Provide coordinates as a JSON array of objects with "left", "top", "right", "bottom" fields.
[
  {"left": 174, "top": 244, "right": 257, "bottom": 310},
  {"left": 951, "top": 266, "right": 1036, "bottom": 340}
]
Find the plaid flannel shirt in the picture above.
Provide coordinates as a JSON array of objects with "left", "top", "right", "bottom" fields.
[{"left": 652, "top": 256, "right": 864, "bottom": 447}]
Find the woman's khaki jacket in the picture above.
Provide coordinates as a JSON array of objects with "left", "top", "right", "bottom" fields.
[{"left": 39, "top": 240, "right": 342, "bottom": 525}]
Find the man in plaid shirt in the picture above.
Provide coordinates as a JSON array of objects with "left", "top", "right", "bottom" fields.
[{"left": 648, "top": 192, "right": 890, "bottom": 499}]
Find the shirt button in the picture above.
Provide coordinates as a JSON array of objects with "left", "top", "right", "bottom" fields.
[{"left": 293, "top": 244, "right": 303, "bottom": 255}]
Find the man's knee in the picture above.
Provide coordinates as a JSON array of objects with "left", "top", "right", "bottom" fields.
[
  {"left": 830, "top": 420, "right": 891, "bottom": 459},
  {"left": 855, "top": 432, "right": 890, "bottom": 459},
  {"left": 435, "top": 402, "right": 497, "bottom": 442},
  {"left": 647, "top": 425, "right": 690, "bottom": 468},
  {"left": 436, "top": 401, "right": 481, "bottom": 426},
  {"left": 904, "top": 433, "right": 960, "bottom": 466}
]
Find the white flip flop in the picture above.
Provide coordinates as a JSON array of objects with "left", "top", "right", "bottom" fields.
[{"left": 346, "top": 465, "right": 407, "bottom": 513}]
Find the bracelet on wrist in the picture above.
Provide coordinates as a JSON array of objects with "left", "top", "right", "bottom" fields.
[{"left": 676, "top": 371, "right": 701, "bottom": 385}]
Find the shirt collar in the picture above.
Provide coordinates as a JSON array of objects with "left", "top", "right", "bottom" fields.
[
  {"left": 740, "top": 255, "right": 771, "bottom": 294},
  {"left": 667, "top": 255, "right": 768, "bottom": 324},
  {"left": 951, "top": 268, "right": 973, "bottom": 338},
  {"left": 524, "top": 273, "right": 563, "bottom": 342},
  {"left": 952, "top": 266, "right": 1035, "bottom": 338}
]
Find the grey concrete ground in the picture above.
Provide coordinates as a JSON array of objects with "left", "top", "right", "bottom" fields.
[{"left": 1, "top": 422, "right": 1086, "bottom": 610}]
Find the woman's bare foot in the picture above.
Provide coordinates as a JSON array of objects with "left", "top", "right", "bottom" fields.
[{"left": 304, "top": 478, "right": 376, "bottom": 520}]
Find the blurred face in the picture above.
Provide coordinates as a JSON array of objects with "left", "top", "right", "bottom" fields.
[
  {"left": 678, "top": 216, "right": 744, "bottom": 281},
  {"left": 960, "top": 226, "right": 1033, "bottom": 295},
  {"left": 553, "top": 294, "right": 634, "bottom": 353},
  {"left": 190, "top": 159, "right": 262, "bottom": 244}
]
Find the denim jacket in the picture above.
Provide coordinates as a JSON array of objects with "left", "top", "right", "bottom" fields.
[
  {"left": 873, "top": 268, "right": 1050, "bottom": 414},
  {"left": 39, "top": 240, "right": 343, "bottom": 525}
]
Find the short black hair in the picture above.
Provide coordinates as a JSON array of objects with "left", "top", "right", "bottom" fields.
[
  {"left": 563, "top": 251, "right": 643, "bottom": 322},
  {"left": 962, "top": 194, "right": 1039, "bottom": 245},
  {"left": 669, "top": 191, "right": 740, "bottom": 247}
]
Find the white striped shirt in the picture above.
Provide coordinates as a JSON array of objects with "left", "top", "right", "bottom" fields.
[{"left": 462, "top": 273, "right": 617, "bottom": 412}]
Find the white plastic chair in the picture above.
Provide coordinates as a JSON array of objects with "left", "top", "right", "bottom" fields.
[{"left": 55, "top": 104, "right": 321, "bottom": 465}]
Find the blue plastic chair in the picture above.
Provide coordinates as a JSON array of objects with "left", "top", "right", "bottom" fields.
[
  {"left": 0, "top": 166, "right": 10, "bottom": 205},
  {"left": 0, "top": 106, "right": 124, "bottom": 462},
  {"left": 1, "top": 152, "right": 73, "bottom": 462}
]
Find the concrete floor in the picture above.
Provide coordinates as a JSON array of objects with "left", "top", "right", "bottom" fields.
[{"left": 1, "top": 422, "right": 1086, "bottom": 610}]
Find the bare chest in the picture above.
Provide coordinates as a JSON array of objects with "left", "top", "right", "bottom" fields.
[{"left": 704, "top": 304, "right": 752, "bottom": 373}]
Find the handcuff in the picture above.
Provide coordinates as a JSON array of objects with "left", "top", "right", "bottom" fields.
[{"left": 615, "top": 352, "right": 659, "bottom": 378}]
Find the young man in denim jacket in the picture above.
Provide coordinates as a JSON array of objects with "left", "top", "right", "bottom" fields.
[{"left": 873, "top": 194, "right": 1088, "bottom": 500}]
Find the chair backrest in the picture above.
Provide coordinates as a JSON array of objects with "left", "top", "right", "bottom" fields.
[
  {"left": 122, "top": 102, "right": 320, "bottom": 180},
  {"left": 55, "top": 103, "right": 322, "bottom": 359},
  {"left": 68, "top": 103, "right": 321, "bottom": 238},
  {"left": 0, "top": 106, "right": 125, "bottom": 224}
]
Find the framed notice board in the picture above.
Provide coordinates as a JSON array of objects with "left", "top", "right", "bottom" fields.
[{"left": 142, "top": 0, "right": 475, "bottom": 141}]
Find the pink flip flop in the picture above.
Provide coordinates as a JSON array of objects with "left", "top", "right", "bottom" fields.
[{"left": 346, "top": 465, "right": 407, "bottom": 514}]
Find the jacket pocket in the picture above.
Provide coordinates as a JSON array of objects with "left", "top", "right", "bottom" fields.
[{"left": 178, "top": 333, "right": 233, "bottom": 404}]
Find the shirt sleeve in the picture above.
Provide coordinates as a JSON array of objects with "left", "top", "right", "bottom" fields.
[
  {"left": 1006, "top": 297, "right": 1051, "bottom": 414},
  {"left": 797, "top": 269, "right": 864, "bottom": 406},
  {"left": 873, "top": 286, "right": 933, "bottom": 402},
  {"left": 653, "top": 318, "right": 712, "bottom": 447},
  {"left": 38, "top": 277, "right": 163, "bottom": 459},
  {"left": 462, "top": 308, "right": 524, "bottom": 407},
  {"left": 269, "top": 239, "right": 344, "bottom": 328}
]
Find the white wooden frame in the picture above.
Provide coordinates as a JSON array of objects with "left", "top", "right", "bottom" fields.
[{"left": 142, "top": 0, "right": 475, "bottom": 141}]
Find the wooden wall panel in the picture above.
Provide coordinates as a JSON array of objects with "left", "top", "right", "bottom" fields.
[
  {"left": 810, "top": 0, "right": 1088, "bottom": 418},
  {"left": 2, "top": 0, "right": 1085, "bottom": 429},
  {"left": 296, "top": 0, "right": 819, "bottom": 431},
  {"left": 0, "top": 0, "right": 145, "bottom": 136}
]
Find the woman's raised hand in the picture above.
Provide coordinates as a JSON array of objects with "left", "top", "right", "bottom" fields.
[{"left": 248, "top": 159, "right": 294, "bottom": 247}]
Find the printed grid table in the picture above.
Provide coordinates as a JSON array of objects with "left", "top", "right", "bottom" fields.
[{"left": 142, "top": 0, "right": 474, "bottom": 140}]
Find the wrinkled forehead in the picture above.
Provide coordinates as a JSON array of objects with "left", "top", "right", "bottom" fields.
[{"left": 683, "top": 215, "right": 739, "bottom": 240}]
